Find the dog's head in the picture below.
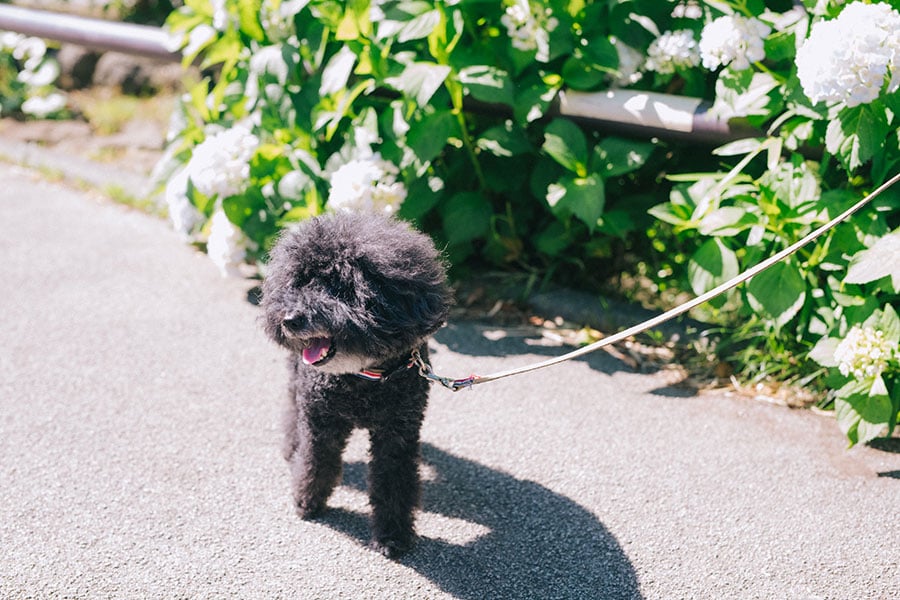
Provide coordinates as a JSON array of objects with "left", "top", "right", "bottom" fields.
[{"left": 261, "top": 213, "right": 452, "bottom": 374}]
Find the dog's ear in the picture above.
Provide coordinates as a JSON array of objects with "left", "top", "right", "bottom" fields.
[{"left": 361, "top": 249, "right": 452, "bottom": 342}]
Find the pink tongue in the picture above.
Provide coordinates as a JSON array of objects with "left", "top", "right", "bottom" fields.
[{"left": 302, "top": 337, "right": 331, "bottom": 365}]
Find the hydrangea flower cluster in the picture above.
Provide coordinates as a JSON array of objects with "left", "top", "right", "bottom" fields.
[
  {"left": 699, "top": 14, "right": 771, "bottom": 71},
  {"left": 245, "top": 45, "right": 290, "bottom": 106},
  {"left": 161, "top": 124, "right": 258, "bottom": 275},
  {"left": 327, "top": 154, "right": 407, "bottom": 216},
  {"left": 795, "top": 1, "right": 900, "bottom": 108},
  {"left": 500, "top": 0, "right": 559, "bottom": 63},
  {"left": 164, "top": 167, "right": 202, "bottom": 239},
  {"left": 0, "top": 31, "right": 67, "bottom": 118},
  {"left": 645, "top": 29, "right": 701, "bottom": 75},
  {"left": 260, "top": 0, "right": 305, "bottom": 41},
  {"left": 185, "top": 124, "right": 260, "bottom": 199},
  {"left": 206, "top": 209, "right": 249, "bottom": 277},
  {"left": 833, "top": 325, "right": 895, "bottom": 380}
]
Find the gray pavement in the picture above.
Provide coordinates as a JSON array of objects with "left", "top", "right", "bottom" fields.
[{"left": 2, "top": 161, "right": 899, "bottom": 599}]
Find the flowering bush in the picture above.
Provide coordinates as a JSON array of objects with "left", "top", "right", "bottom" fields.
[
  {"left": 809, "top": 305, "right": 899, "bottom": 445},
  {"left": 161, "top": 0, "right": 899, "bottom": 444},
  {"left": 0, "top": 32, "right": 68, "bottom": 118},
  {"left": 646, "top": 0, "right": 900, "bottom": 445}
]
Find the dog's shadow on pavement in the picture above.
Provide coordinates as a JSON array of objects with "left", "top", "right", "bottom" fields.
[{"left": 321, "top": 444, "right": 643, "bottom": 599}]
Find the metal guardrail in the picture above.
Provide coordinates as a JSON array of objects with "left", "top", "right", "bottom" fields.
[
  {"left": 0, "top": 4, "right": 752, "bottom": 143},
  {"left": 0, "top": 4, "right": 180, "bottom": 61}
]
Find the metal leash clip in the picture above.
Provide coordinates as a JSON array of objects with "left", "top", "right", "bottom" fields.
[{"left": 411, "top": 349, "right": 478, "bottom": 392}]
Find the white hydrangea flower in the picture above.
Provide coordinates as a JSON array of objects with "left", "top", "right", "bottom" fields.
[
  {"left": 699, "top": 14, "right": 771, "bottom": 71},
  {"left": 207, "top": 209, "right": 248, "bottom": 277},
  {"left": 245, "top": 44, "right": 290, "bottom": 106},
  {"left": 17, "top": 60, "right": 59, "bottom": 87},
  {"left": 164, "top": 168, "right": 202, "bottom": 238},
  {"left": 21, "top": 93, "right": 67, "bottom": 118},
  {"left": 12, "top": 36, "right": 47, "bottom": 71},
  {"left": 328, "top": 154, "right": 407, "bottom": 215},
  {"left": 501, "top": 0, "right": 559, "bottom": 62},
  {"left": 672, "top": 2, "right": 702, "bottom": 19},
  {"left": 610, "top": 36, "right": 644, "bottom": 86},
  {"left": 646, "top": 29, "right": 701, "bottom": 74},
  {"left": 0, "top": 31, "right": 26, "bottom": 51},
  {"left": 210, "top": 0, "right": 229, "bottom": 31},
  {"left": 261, "top": 0, "right": 305, "bottom": 41},
  {"left": 248, "top": 45, "right": 289, "bottom": 83},
  {"left": 795, "top": 2, "right": 900, "bottom": 108},
  {"left": 187, "top": 124, "right": 259, "bottom": 199},
  {"left": 833, "top": 325, "right": 895, "bottom": 380}
]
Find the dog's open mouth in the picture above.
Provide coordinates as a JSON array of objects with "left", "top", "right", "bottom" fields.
[{"left": 302, "top": 337, "right": 335, "bottom": 366}]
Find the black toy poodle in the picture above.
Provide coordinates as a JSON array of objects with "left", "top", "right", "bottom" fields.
[{"left": 261, "top": 212, "right": 452, "bottom": 557}]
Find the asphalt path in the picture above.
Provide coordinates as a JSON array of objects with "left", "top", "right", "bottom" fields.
[{"left": 2, "top": 162, "right": 899, "bottom": 599}]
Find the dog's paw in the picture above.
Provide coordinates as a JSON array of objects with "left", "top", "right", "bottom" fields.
[
  {"left": 295, "top": 500, "right": 325, "bottom": 520},
  {"left": 368, "top": 536, "right": 414, "bottom": 559}
]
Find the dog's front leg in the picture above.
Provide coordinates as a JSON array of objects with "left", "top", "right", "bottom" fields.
[
  {"left": 367, "top": 423, "right": 421, "bottom": 558},
  {"left": 288, "top": 410, "right": 351, "bottom": 519}
]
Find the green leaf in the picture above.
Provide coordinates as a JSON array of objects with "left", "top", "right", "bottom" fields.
[
  {"left": 440, "top": 192, "right": 492, "bottom": 244},
  {"left": 747, "top": 261, "right": 807, "bottom": 328},
  {"left": 534, "top": 221, "right": 572, "bottom": 256},
  {"left": 808, "top": 336, "right": 840, "bottom": 368},
  {"left": 542, "top": 119, "right": 588, "bottom": 176},
  {"left": 320, "top": 46, "right": 357, "bottom": 95},
  {"left": 561, "top": 55, "right": 607, "bottom": 90},
  {"left": 648, "top": 202, "right": 692, "bottom": 227},
  {"left": 581, "top": 34, "right": 618, "bottom": 68},
  {"left": 593, "top": 137, "right": 654, "bottom": 178},
  {"left": 871, "top": 303, "right": 900, "bottom": 346},
  {"left": 222, "top": 190, "right": 260, "bottom": 227},
  {"left": 835, "top": 377, "right": 893, "bottom": 446},
  {"left": 713, "top": 138, "right": 768, "bottom": 157},
  {"left": 514, "top": 82, "right": 560, "bottom": 123},
  {"left": 457, "top": 65, "right": 514, "bottom": 106},
  {"left": 713, "top": 69, "right": 781, "bottom": 122},
  {"left": 398, "top": 176, "right": 442, "bottom": 221},
  {"left": 596, "top": 209, "right": 635, "bottom": 239},
  {"left": 336, "top": 0, "right": 370, "bottom": 40},
  {"left": 199, "top": 31, "right": 241, "bottom": 69},
  {"left": 687, "top": 238, "right": 739, "bottom": 298},
  {"left": 845, "top": 229, "right": 900, "bottom": 286},
  {"left": 407, "top": 110, "right": 458, "bottom": 163},
  {"left": 825, "top": 104, "right": 889, "bottom": 173},
  {"left": 764, "top": 28, "right": 795, "bottom": 63},
  {"left": 476, "top": 123, "right": 532, "bottom": 157},
  {"left": 698, "top": 206, "right": 757, "bottom": 236},
  {"left": 759, "top": 156, "right": 820, "bottom": 210},
  {"left": 397, "top": 9, "right": 441, "bottom": 42},
  {"left": 546, "top": 174, "right": 605, "bottom": 231},
  {"left": 385, "top": 62, "right": 451, "bottom": 106},
  {"left": 237, "top": 0, "right": 265, "bottom": 41}
]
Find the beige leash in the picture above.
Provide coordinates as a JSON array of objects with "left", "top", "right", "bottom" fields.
[{"left": 415, "top": 171, "right": 900, "bottom": 391}]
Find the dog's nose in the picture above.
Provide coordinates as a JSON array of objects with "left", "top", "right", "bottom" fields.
[{"left": 282, "top": 315, "right": 308, "bottom": 335}]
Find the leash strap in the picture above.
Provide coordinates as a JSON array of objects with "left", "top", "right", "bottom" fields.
[{"left": 418, "top": 171, "right": 900, "bottom": 392}]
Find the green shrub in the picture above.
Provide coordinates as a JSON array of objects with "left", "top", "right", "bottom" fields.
[
  {"left": 160, "top": 0, "right": 899, "bottom": 445},
  {"left": 0, "top": 32, "right": 68, "bottom": 118}
]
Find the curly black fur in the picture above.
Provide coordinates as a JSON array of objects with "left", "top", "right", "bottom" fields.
[{"left": 261, "top": 213, "right": 452, "bottom": 558}]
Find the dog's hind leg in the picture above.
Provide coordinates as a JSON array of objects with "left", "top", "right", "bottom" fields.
[
  {"left": 366, "top": 422, "right": 422, "bottom": 558},
  {"left": 288, "top": 411, "right": 351, "bottom": 519}
]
